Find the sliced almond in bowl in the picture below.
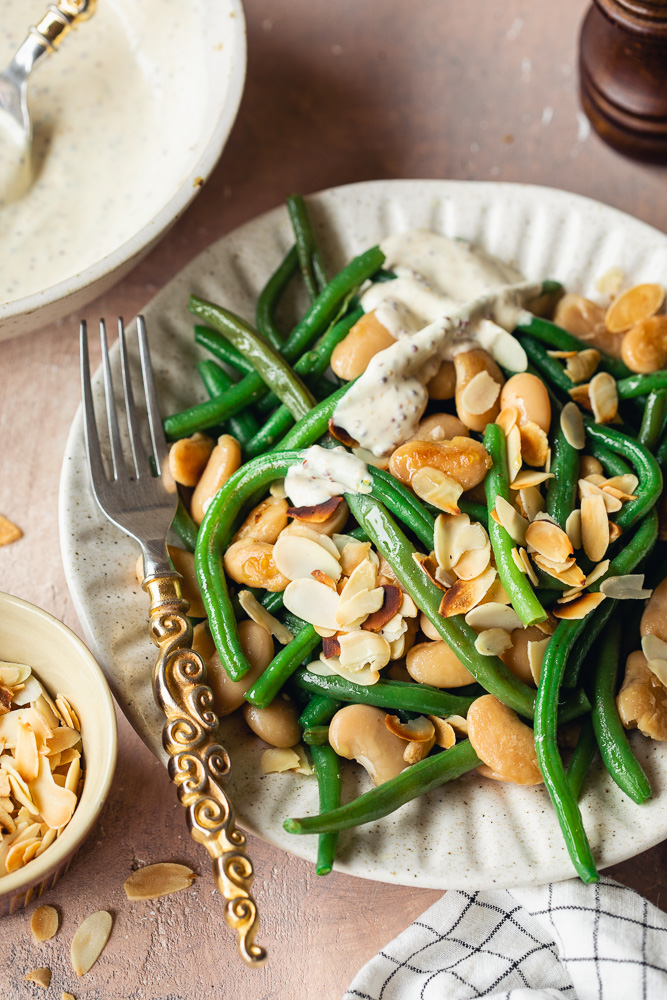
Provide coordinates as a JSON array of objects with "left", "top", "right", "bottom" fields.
[
  {"left": 459, "top": 370, "right": 501, "bottom": 415},
  {"left": 465, "top": 602, "right": 523, "bottom": 632},
  {"left": 589, "top": 371, "right": 618, "bottom": 424},
  {"left": 438, "top": 565, "right": 497, "bottom": 617},
  {"left": 581, "top": 493, "right": 609, "bottom": 562},
  {"left": 564, "top": 349, "right": 600, "bottom": 383},
  {"left": 124, "top": 862, "right": 197, "bottom": 901},
  {"left": 494, "top": 496, "right": 529, "bottom": 545},
  {"left": 553, "top": 592, "right": 606, "bottom": 620},
  {"left": 474, "top": 628, "right": 513, "bottom": 656},
  {"left": 560, "top": 402, "right": 586, "bottom": 450},
  {"left": 385, "top": 715, "right": 435, "bottom": 742},
  {"left": 605, "top": 282, "right": 665, "bottom": 333},
  {"left": 519, "top": 421, "right": 549, "bottom": 467},
  {"left": 525, "top": 519, "right": 573, "bottom": 563},
  {"left": 412, "top": 466, "right": 463, "bottom": 514},
  {"left": 600, "top": 575, "right": 653, "bottom": 600}
]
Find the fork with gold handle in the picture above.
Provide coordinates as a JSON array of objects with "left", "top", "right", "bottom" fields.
[{"left": 79, "top": 315, "right": 266, "bottom": 967}]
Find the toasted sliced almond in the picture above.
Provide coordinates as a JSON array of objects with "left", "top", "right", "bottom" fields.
[
  {"left": 609, "top": 521, "right": 623, "bottom": 544},
  {"left": 283, "top": 523, "right": 341, "bottom": 558},
  {"left": 273, "top": 533, "right": 341, "bottom": 583},
  {"left": 564, "top": 349, "right": 600, "bottom": 383},
  {"left": 510, "top": 470, "right": 554, "bottom": 489},
  {"left": 460, "top": 370, "right": 501, "bottom": 415},
  {"left": 124, "top": 863, "right": 196, "bottom": 901},
  {"left": 479, "top": 579, "right": 511, "bottom": 606},
  {"left": 286, "top": 496, "right": 344, "bottom": 523},
  {"left": 506, "top": 424, "right": 522, "bottom": 484},
  {"left": 579, "top": 478, "right": 622, "bottom": 514},
  {"left": 29, "top": 754, "right": 77, "bottom": 830},
  {"left": 547, "top": 349, "right": 578, "bottom": 359},
  {"left": 238, "top": 590, "right": 293, "bottom": 645},
  {"left": 581, "top": 494, "right": 609, "bottom": 562},
  {"left": 518, "top": 486, "right": 546, "bottom": 521},
  {"left": 385, "top": 715, "right": 435, "bottom": 743},
  {"left": 527, "top": 637, "right": 550, "bottom": 685},
  {"left": 0, "top": 514, "right": 21, "bottom": 546},
  {"left": 70, "top": 910, "right": 113, "bottom": 976},
  {"left": 324, "top": 654, "right": 380, "bottom": 686},
  {"left": 403, "top": 734, "right": 436, "bottom": 764},
  {"left": 532, "top": 553, "right": 585, "bottom": 587},
  {"left": 413, "top": 552, "right": 448, "bottom": 592},
  {"left": 535, "top": 614, "right": 558, "bottom": 635},
  {"left": 25, "top": 968, "right": 51, "bottom": 989},
  {"left": 525, "top": 519, "right": 574, "bottom": 563},
  {"left": 519, "top": 547, "right": 539, "bottom": 586},
  {"left": 465, "top": 603, "right": 523, "bottom": 632},
  {"left": 565, "top": 509, "right": 582, "bottom": 550},
  {"left": 262, "top": 747, "right": 301, "bottom": 774},
  {"left": 494, "top": 496, "right": 528, "bottom": 545},
  {"left": 445, "top": 714, "right": 469, "bottom": 736},
  {"left": 30, "top": 904, "right": 59, "bottom": 943},
  {"left": 283, "top": 578, "right": 340, "bottom": 630},
  {"left": 362, "top": 585, "right": 402, "bottom": 632},
  {"left": 589, "top": 371, "right": 618, "bottom": 424},
  {"left": 339, "top": 631, "right": 391, "bottom": 672},
  {"left": 428, "top": 716, "right": 457, "bottom": 748},
  {"left": 605, "top": 282, "right": 665, "bottom": 333},
  {"left": 412, "top": 466, "right": 463, "bottom": 514},
  {"left": 474, "top": 628, "right": 512, "bottom": 656},
  {"left": 600, "top": 575, "right": 653, "bottom": 600},
  {"left": 585, "top": 560, "right": 610, "bottom": 588},
  {"left": 553, "top": 592, "right": 606, "bottom": 620},
  {"left": 339, "top": 540, "right": 372, "bottom": 576},
  {"left": 568, "top": 383, "right": 592, "bottom": 410},
  {"left": 496, "top": 406, "right": 519, "bottom": 435},
  {"left": 519, "top": 421, "right": 549, "bottom": 467},
  {"left": 336, "top": 587, "right": 385, "bottom": 627},
  {"left": 560, "top": 402, "right": 586, "bottom": 450},
  {"left": 452, "top": 540, "right": 491, "bottom": 581},
  {"left": 438, "top": 566, "right": 497, "bottom": 617},
  {"left": 603, "top": 473, "right": 639, "bottom": 497}
]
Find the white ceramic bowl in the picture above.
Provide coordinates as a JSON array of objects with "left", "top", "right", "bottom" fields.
[
  {"left": 0, "top": 0, "right": 246, "bottom": 342},
  {"left": 0, "top": 592, "right": 117, "bottom": 916}
]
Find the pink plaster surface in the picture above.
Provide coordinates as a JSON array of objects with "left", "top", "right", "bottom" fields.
[{"left": 1, "top": 2, "right": 667, "bottom": 997}]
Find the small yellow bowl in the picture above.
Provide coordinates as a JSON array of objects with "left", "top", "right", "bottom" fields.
[{"left": 0, "top": 592, "right": 117, "bottom": 917}]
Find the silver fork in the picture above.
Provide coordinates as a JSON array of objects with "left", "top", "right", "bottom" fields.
[{"left": 80, "top": 316, "right": 266, "bottom": 968}]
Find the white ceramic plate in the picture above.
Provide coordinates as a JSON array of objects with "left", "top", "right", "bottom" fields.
[{"left": 59, "top": 180, "right": 667, "bottom": 889}]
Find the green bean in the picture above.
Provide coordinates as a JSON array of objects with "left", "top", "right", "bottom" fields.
[
  {"left": 566, "top": 716, "right": 597, "bottom": 801},
  {"left": 638, "top": 389, "right": 667, "bottom": 452},
  {"left": 245, "top": 624, "right": 321, "bottom": 708},
  {"left": 189, "top": 296, "right": 317, "bottom": 419},
  {"left": 194, "top": 325, "right": 255, "bottom": 375},
  {"left": 520, "top": 334, "right": 574, "bottom": 395},
  {"left": 534, "top": 509, "right": 658, "bottom": 882},
  {"left": 617, "top": 372, "right": 667, "bottom": 398},
  {"left": 196, "top": 360, "right": 260, "bottom": 446},
  {"left": 166, "top": 246, "right": 384, "bottom": 439},
  {"left": 590, "top": 619, "right": 651, "bottom": 804},
  {"left": 457, "top": 499, "right": 489, "bottom": 527},
  {"left": 287, "top": 194, "right": 327, "bottom": 301},
  {"left": 346, "top": 493, "right": 543, "bottom": 717},
  {"left": 516, "top": 315, "right": 632, "bottom": 380},
  {"left": 245, "top": 308, "right": 363, "bottom": 456},
  {"left": 256, "top": 245, "right": 299, "bottom": 347},
  {"left": 261, "top": 590, "right": 284, "bottom": 615},
  {"left": 546, "top": 425, "right": 579, "bottom": 530},
  {"left": 284, "top": 740, "right": 481, "bottom": 835},
  {"left": 292, "top": 667, "right": 477, "bottom": 717},
  {"left": 584, "top": 421, "right": 663, "bottom": 529},
  {"left": 310, "top": 744, "right": 341, "bottom": 875},
  {"left": 298, "top": 695, "right": 341, "bottom": 730},
  {"left": 303, "top": 726, "right": 330, "bottom": 746},
  {"left": 587, "top": 441, "right": 633, "bottom": 478},
  {"left": 172, "top": 497, "right": 198, "bottom": 552},
  {"left": 483, "top": 424, "right": 547, "bottom": 627},
  {"left": 370, "top": 469, "right": 435, "bottom": 550},
  {"left": 273, "top": 380, "right": 354, "bottom": 452},
  {"left": 196, "top": 451, "right": 303, "bottom": 680}
]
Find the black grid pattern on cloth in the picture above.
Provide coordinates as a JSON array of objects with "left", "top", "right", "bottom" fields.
[
  {"left": 344, "top": 878, "right": 667, "bottom": 1000},
  {"left": 344, "top": 888, "right": 576, "bottom": 1000}
]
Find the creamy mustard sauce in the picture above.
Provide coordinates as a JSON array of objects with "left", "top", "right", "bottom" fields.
[
  {"left": 0, "top": 0, "right": 208, "bottom": 303},
  {"left": 284, "top": 446, "right": 372, "bottom": 507},
  {"left": 335, "top": 230, "right": 538, "bottom": 456}
]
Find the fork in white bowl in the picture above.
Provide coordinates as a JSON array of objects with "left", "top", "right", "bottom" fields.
[{"left": 79, "top": 316, "right": 266, "bottom": 967}]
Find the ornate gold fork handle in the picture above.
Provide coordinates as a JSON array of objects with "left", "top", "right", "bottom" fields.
[{"left": 143, "top": 574, "right": 266, "bottom": 968}]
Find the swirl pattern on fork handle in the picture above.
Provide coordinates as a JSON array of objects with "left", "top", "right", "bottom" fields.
[{"left": 144, "top": 574, "right": 266, "bottom": 968}]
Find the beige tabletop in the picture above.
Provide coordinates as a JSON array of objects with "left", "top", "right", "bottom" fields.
[{"left": 1, "top": 1, "right": 667, "bottom": 997}]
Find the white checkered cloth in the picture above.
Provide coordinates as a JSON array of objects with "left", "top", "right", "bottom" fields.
[{"left": 344, "top": 877, "right": 667, "bottom": 999}]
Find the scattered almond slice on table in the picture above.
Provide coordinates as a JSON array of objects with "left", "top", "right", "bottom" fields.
[
  {"left": 25, "top": 967, "right": 51, "bottom": 989},
  {"left": 124, "top": 862, "right": 197, "bottom": 901},
  {"left": 70, "top": 910, "right": 113, "bottom": 976},
  {"left": 30, "top": 904, "right": 59, "bottom": 942},
  {"left": 0, "top": 514, "right": 22, "bottom": 546}
]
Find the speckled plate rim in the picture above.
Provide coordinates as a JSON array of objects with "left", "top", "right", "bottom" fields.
[
  {"left": 0, "top": 0, "right": 246, "bottom": 331},
  {"left": 59, "top": 179, "right": 667, "bottom": 889}
]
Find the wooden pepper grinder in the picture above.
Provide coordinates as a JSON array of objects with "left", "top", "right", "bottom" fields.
[{"left": 579, "top": 0, "right": 667, "bottom": 161}]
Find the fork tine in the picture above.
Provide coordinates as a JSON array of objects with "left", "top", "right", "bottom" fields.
[
  {"left": 99, "top": 319, "right": 124, "bottom": 481},
  {"left": 79, "top": 321, "right": 108, "bottom": 498},
  {"left": 137, "top": 315, "right": 168, "bottom": 475},
  {"left": 118, "top": 317, "right": 147, "bottom": 479}
]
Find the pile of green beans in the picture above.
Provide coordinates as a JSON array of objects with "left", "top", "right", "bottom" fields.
[{"left": 165, "top": 194, "right": 666, "bottom": 883}]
